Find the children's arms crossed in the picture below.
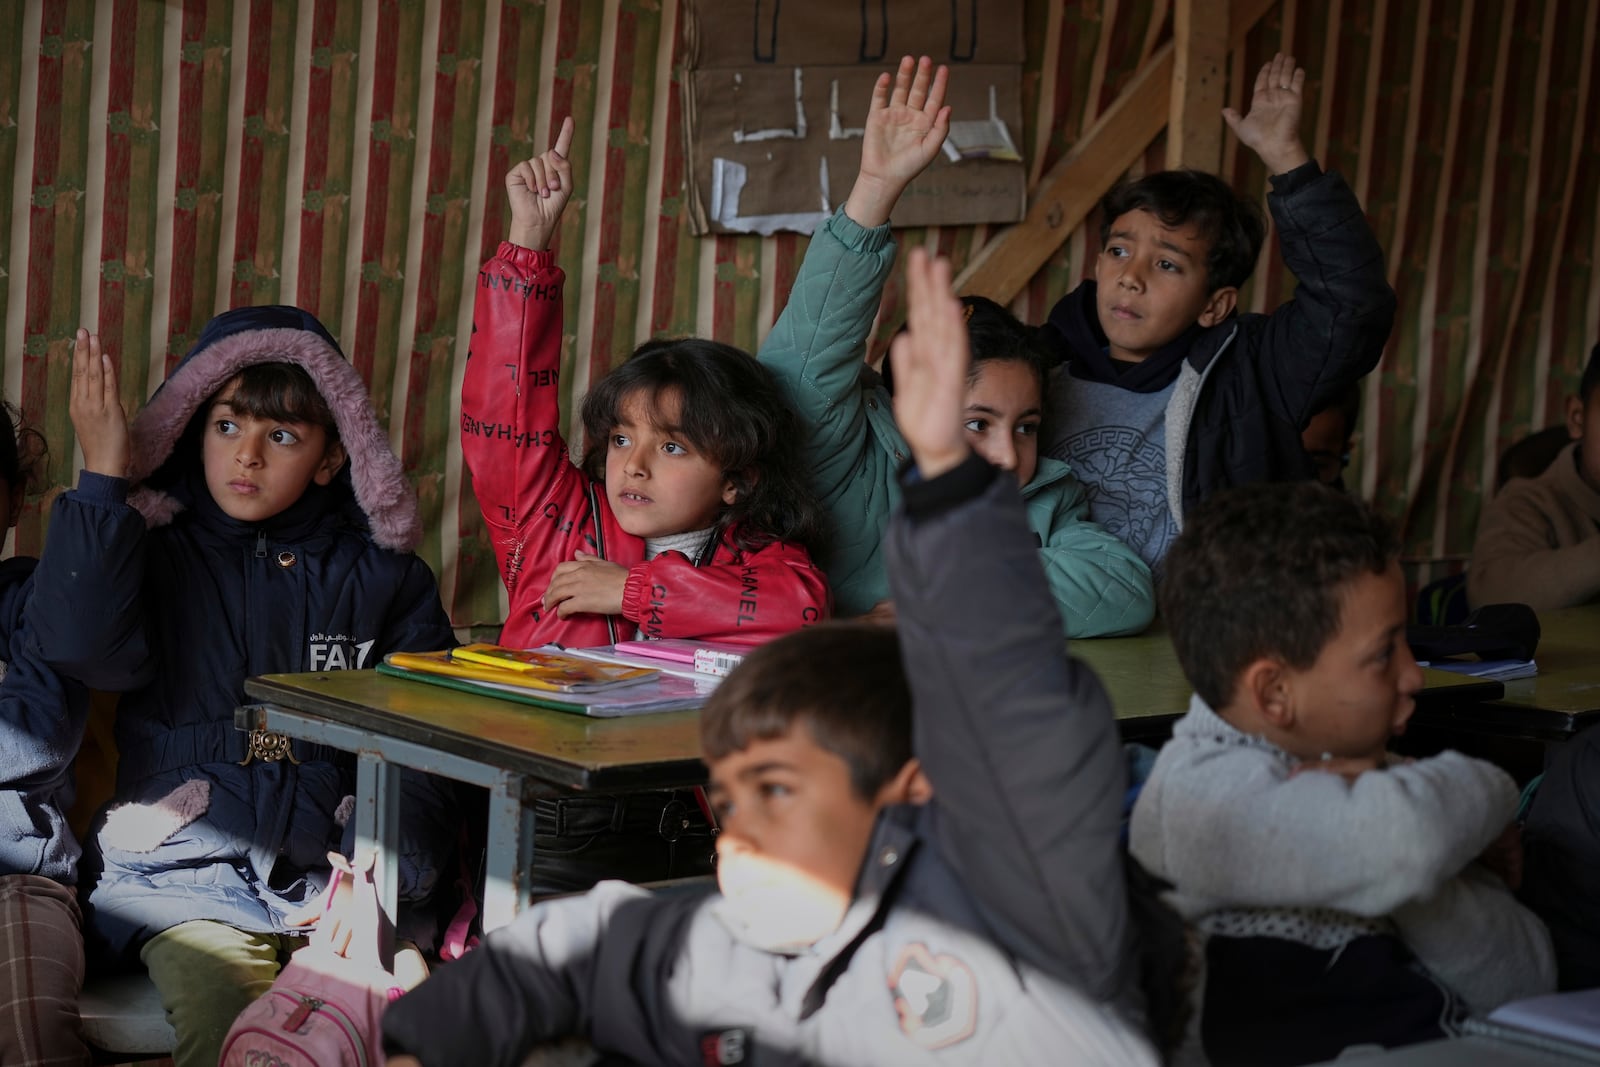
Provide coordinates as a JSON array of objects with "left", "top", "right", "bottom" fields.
[
  {"left": 542, "top": 541, "right": 830, "bottom": 641},
  {"left": 1131, "top": 744, "right": 1519, "bottom": 916},
  {"left": 883, "top": 251, "right": 1136, "bottom": 1008},
  {"left": 463, "top": 118, "right": 581, "bottom": 603},
  {"left": 1390, "top": 864, "right": 1556, "bottom": 1013}
]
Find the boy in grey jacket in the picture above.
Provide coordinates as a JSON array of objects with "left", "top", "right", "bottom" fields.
[
  {"left": 1131, "top": 481, "right": 1554, "bottom": 1065},
  {"left": 381, "top": 250, "right": 1157, "bottom": 1067}
]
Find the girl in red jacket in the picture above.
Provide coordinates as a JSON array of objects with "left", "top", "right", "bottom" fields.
[{"left": 464, "top": 117, "right": 831, "bottom": 651}]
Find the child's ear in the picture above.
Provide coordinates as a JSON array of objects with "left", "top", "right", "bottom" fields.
[
  {"left": 1241, "top": 657, "right": 1295, "bottom": 730},
  {"left": 875, "top": 758, "right": 934, "bottom": 807},
  {"left": 1568, "top": 395, "right": 1585, "bottom": 440},
  {"left": 5, "top": 486, "right": 22, "bottom": 530},
  {"left": 314, "top": 440, "right": 347, "bottom": 487},
  {"left": 1196, "top": 286, "right": 1239, "bottom": 328},
  {"left": 721, "top": 468, "right": 755, "bottom": 507}
]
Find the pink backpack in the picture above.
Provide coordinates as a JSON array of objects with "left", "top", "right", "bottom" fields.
[{"left": 220, "top": 852, "right": 406, "bottom": 1067}]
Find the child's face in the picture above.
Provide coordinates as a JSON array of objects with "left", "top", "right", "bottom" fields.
[
  {"left": 963, "top": 360, "right": 1042, "bottom": 487},
  {"left": 1566, "top": 389, "right": 1600, "bottom": 492},
  {"left": 1278, "top": 563, "right": 1424, "bottom": 763},
  {"left": 705, "top": 725, "right": 891, "bottom": 949},
  {"left": 201, "top": 382, "right": 345, "bottom": 524},
  {"left": 604, "top": 387, "right": 736, "bottom": 541},
  {"left": 1095, "top": 209, "right": 1234, "bottom": 362}
]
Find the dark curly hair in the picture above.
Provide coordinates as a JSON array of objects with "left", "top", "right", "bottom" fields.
[
  {"left": 580, "top": 338, "right": 828, "bottom": 556},
  {"left": 1098, "top": 169, "right": 1267, "bottom": 291},
  {"left": 701, "top": 623, "right": 910, "bottom": 800},
  {"left": 1161, "top": 481, "right": 1399, "bottom": 710},
  {"left": 0, "top": 401, "right": 46, "bottom": 500},
  {"left": 882, "top": 295, "right": 1052, "bottom": 401}
]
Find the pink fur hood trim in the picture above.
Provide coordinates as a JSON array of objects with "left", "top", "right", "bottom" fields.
[{"left": 126, "top": 327, "right": 421, "bottom": 551}]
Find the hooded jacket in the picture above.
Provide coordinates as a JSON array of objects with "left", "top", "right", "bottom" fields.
[
  {"left": 755, "top": 208, "right": 1155, "bottom": 631},
  {"left": 32, "top": 306, "right": 457, "bottom": 959},
  {"left": 465, "top": 244, "right": 830, "bottom": 649},
  {"left": 1042, "top": 163, "right": 1397, "bottom": 527}
]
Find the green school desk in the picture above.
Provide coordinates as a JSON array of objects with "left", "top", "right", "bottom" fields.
[
  {"left": 1071, "top": 628, "right": 1504, "bottom": 743},
  {"left": 237, "top": 670, "right": 706, "bottom": 933},
  {"left": 1407, "top": 605, "right": 1600, "bottom": 742}
]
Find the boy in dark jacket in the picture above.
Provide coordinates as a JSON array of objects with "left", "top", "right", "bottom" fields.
[
  {"left": 44, "top": 313, "right": 458, "bottom": 1067},
  {"left": 0, "top": 402, "right": 144, "bottom": 1067},
  {"left": 380, "top": 249, "right": 1156, "bottom": 1066},
  {"left": 1042, "top": 54, "right": 1396, "bottom": 570}
]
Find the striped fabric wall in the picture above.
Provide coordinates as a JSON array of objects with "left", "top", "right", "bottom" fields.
[{"left": 3, "top": 0, "right": 1597, "bottom": 627}]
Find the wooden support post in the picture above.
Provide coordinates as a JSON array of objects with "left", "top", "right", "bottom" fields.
[
  {"left": 955, "top": 0, "right": 1276, "bottom": 304},
  {"left": 1168, "top": 0, "right": 1231, "bottom": 171}
]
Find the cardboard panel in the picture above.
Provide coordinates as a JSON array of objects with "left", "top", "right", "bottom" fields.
[{"left": 682, "top": 0, "right": 1027, "bottom": 234}]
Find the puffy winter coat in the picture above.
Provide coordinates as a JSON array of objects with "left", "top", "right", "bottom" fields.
[{"left": 34, "top": 306, "right": 458, "bottom": 959}]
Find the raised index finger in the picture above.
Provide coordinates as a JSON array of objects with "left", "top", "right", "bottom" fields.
[{"left": 551, "top": 115, "right": 575, "bottom": 160}]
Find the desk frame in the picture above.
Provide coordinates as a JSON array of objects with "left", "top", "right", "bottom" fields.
[{"left": 235, "top": 699, "right": 705, "bottom": 932}]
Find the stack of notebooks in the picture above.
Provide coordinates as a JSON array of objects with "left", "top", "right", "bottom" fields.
[
  {"left": 380, "top": 644, "right": 720, "bottom": 717},
  {"left": 1418, "top": 657, "right": 1539, "bottom": 682}
]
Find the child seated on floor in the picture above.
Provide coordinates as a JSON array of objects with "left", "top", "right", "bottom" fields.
[
  {"left": 382, "top": 249, "right": 1159, "bottom": 1067},
  {"left": 461, "top": 116, "right": 831, "bottom": 894},
  {"left": 1040, "top": 54, "right": 1396, "bottom": 573},
  {"left": 1131, "top": 480, "right": 1555, "bottom": 1065},
  {"left": 760, "top": 55, "right": 1153, "bottom": 633},
  {"left": 43, "top": 314, "right": 459, "bottom": 1067},
  {"left": 1468, "top": 341, "right": 1600, "bottom": 612}
]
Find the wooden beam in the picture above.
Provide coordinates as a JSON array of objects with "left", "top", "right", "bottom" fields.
[
  {"left": 955, "top": 0, "right": 1277, "bottom": 304},
  {"left": 1168, "top": 0, "right": 1231, "bottom": 171}
]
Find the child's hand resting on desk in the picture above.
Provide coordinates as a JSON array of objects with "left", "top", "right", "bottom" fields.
[
  {"left": 843, "top": 55, "right": 951, "bottom": 229},
  {"left": 69, "top": 328, "right": 130, "bottom": 478},
  {"left": 1222, "top": 52, "right": 1312, "bottom": 176},
  {"left": 543, "top": 551, "right": 628, "bottom": 618},
  {"left": 506, "top": 115, "right": 576, "bottom": 251},
  {"left": 889, "top": 248, "right": 970, "bottom": 479}
]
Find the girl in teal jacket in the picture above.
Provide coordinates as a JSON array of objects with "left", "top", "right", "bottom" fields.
[{"left": 757, "top": 57, "right": 1154, "bottom": 635}]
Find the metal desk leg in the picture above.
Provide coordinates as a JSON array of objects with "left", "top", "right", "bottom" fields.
[
  {"left": 356, "top": 753, "right": 401, "bottom": 922},
  {"left": 483, "top": 774, "right": 537, "bottom": 932}
]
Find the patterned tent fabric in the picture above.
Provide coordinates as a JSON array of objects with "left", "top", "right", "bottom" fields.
[{"left": 2, "top": 0, "right": 1597, "bottom": 628}]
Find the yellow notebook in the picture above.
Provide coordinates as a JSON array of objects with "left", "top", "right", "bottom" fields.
[{"left": 385, "top": 648, "right": 657, "bottom": 693}]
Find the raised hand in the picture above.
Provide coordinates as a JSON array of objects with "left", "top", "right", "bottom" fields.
[
  {"left": 506, "top": 116, "right": 576, "bottom": 251},
  {"left": 69, "top": 328, "right": 130, "bottom": 478},
  {"left": 888, "top": 248, "right": 970, "bottom": 479},
  {"left": 844, "top": 55, "right": 952, "bottom": 229},
  {"left": 1222, "top": 52, "right": 1311, "bottom": 176}
]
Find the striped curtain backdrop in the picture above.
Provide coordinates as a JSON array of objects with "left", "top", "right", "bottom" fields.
[{"left": 3, "top": 0, "right": 1598, "bottom": 628}]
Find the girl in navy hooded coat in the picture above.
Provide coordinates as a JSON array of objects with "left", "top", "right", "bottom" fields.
[{"left": 38, "top": 310, "right": 458, "bottom": 1067}]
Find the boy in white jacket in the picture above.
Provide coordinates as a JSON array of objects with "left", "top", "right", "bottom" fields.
[{"left": 1131, "top": 481, "right": 1553, "bottom": 1065}]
